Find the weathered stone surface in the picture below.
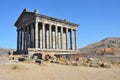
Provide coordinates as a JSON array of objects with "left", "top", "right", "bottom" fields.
[
  {"left": 35, "top": 59, "right": 42, "bottom": 65},
  {"left": 101, "top": 62, "right": 111, "bottom": 68},
  {"left": 89, "top": 62, "right": 100, "bottom": 67}
]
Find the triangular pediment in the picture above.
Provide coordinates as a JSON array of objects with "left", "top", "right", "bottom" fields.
[
  {"left": 21, "top": 14, "right": 32, "bottom": 22},
  {"left": 15, "top": 9, "right": 35, "bottom": 26}
]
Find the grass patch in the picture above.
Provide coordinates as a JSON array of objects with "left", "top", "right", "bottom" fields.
[
  {"left": 11, "top": 64, "right": 20, "bottom": 70},
  {"left": 23, "top": 60, "right": 35, "bottom": 63}
]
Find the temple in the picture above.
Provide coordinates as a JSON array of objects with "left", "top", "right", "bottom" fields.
[{"left": 14, "top": 9, "right": 79, "bottom": 58}]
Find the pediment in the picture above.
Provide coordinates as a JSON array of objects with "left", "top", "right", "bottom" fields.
[
  {"left": 15, "top": 11, "right": 34, "bottom": 26},
  {"left": 21, "top": 14, "right": 32, "bottom": 22}
]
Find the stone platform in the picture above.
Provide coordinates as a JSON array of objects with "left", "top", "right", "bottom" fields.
[{"left": 15, "top": 48, "right": 79, "bottom": 59}]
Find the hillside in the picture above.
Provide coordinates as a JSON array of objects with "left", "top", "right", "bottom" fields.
[
  {"left": 0, "top": 48, "right": 15, "bottom": 55},
  {"left": 80, "top": 37, "right": 120, "bottom": 53},
  {"left": 79, "top": 37, "right": 120, "bottom": 62}
]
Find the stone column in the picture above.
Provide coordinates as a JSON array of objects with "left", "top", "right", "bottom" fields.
[
  {"left": 46, "top": 27, "right": 49, "bottom": 49},
  {"left": 52, "top": 28, "right": 55, "bottom": 49},
  {"left": 17, "top": 30, "right": 19, "bottom": 51},
  {"left": 39, "top": 25, "right": 43, "bottom": 49},
  {"left": 61, "top": 27, "right": 63, "bottom": 49},
  {"left": 31, "top": 24, "right": 34, "bottom": 48},
  {"left": 42, "top": 23, "right": 45, "bottom": 49},
  {"left": 20, "top": 29, "right": 22, "bottom": 50},
  {"left": 70, "top": 29, "right": 73, "bottom": 50},
  {"left": 58, "top": 28, "right": 61, "bottom": 49},
  {"left": 23, "top": 28, "right": 25, "bottom": 50},
  {"left": 55, "top": 26, "right": 58, "bottom": 49},
  {"left": 49, "top": 24, "right": 52, "bottom": 49},
  {"left": 27, "top": 26, "right": 30, "bottom": 49},
  {"left": 23, "top": 28, "right": 26, "bottom": 50},
  {"left": 35, "top": 22, "right": 38, "bottom": 48},
  {"left": 66, "top": 28, "right": 68, "bottom": 50},
  {"left": 22, "top": 29, "right": 24, "bottom": 50},
  {"left": 25, "top": 28, "right": 27, "bottom": 50},
  {"left": 75, "top": 30, "right": 78, "bottom": 50}
]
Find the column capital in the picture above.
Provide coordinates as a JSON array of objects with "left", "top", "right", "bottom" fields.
[
  {"left": 66, "top": 27, "right": 68, "bottom": 30},
  {"left": 48, "top": 23, "right": 52, "bottom": 26},
  {"left": 42, "top": 22, "right": 45, "bottom": 25},
  {"left": 35, "top": 20, "right": 40, "bottom": 23},
  {"left": 75, "top": 29, "right": 78, "bottom": 31}
]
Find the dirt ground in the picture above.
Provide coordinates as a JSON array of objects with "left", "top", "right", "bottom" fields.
[{"left": 0, "top": 62, "right": 120, "bottom": 80}]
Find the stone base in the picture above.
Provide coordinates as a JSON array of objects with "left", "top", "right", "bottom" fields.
[{"left": 14, "top": 48, "right": 79, "bottom": 59}]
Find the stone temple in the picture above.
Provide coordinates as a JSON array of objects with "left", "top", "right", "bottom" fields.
[{"left": 14, "top": 9, "right": 79, "bottom": 59}]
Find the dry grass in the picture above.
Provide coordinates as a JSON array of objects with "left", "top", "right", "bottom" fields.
[
  {"left": 10, "top": 63, "right": 28, "bottom": 70},
  {"left": 112, "top": 63, "right": 120, "bottom": 68},
  {"left": 10, "top": 64, "right": 21, "bottom": 70},
  {"left": 0, "top": 62, "right": 120, "bottom": 80},
  {"left": 11, "top": 64, "right": 20, "bottom": 69},
  {"left": 23, "top": 60, "right": 35, "bottom": 63}
]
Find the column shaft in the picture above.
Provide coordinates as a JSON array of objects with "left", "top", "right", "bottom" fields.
[
  {"left": 30, "top": 24, "right": 34, "bottom": 48},
  {"left": 20, "top": 29, "right": 22, "bottom": 50},
  {"left": 42, "top": 23, "right": 45, "bottom": 48},
  {"left": 40, "top": 26, "right": 42, "bottom": 48},
  {"left": 17, "top": 30, "right": 19, "bottom": 51},
  {"left": 70, "top": 29, "right": 73, "bottom": 50},
  {"left": 27, "top": 26, "right": 30, "bottom": 49},
  {"left": 66, "top": 28, "right": 68, "bottom": 50},
  {"left": 25, "top": 29, "right": 27, "bottom": 50},
  {"left": 46, "top": 28, "right": 49, "bottom": 49},
  {"left": 55, "top": 26, "right": 58, "bottom": 49},
  {"left": 58, "top": 29, "right": 61, "bottom": 49},
  {"left": 61, "top": 27, "right": 63, "bottom": 49},
  {"left": 75, "top": 30, "right": 78, "bottom": 50},
  {"left": 23, "top": 28, "right": 26, "bottom": 50},
  {"left": 49, "top": 25, "right": 52, "bottom": 49},
  {"left": 35, "top": 22, "right": 38, "bottom": 48}
]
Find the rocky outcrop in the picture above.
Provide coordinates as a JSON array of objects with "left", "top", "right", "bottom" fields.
[
  {"left": 79, "top": 37, "right": 120, "bottom": 54},
  {"left": 79, "top": 37, "right": 120, "bottom": 63}
]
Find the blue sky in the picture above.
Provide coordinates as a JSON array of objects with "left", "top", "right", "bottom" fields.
[{"left": 0, "top": 0, "right": 120, "bottom": 49}]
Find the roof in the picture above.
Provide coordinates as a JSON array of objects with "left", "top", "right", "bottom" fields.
[{"left": 15, "top": 9, "right": 79, "bottom": 27}]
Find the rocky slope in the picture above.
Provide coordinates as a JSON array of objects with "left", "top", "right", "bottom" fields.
[
  {"left": 0, "top": 48, "right": 15, "bottom": 55},
  {"left": 79, "top": 37, "right": 120, "bottom": 62}
]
